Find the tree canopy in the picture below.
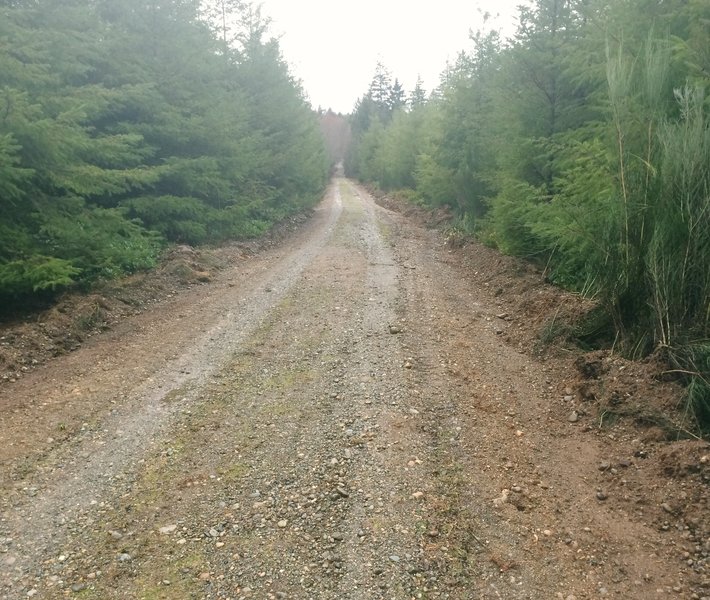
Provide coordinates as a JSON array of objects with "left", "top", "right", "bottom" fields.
[{"left": 0, "top": 0, "right": 328, "bottom": 307}]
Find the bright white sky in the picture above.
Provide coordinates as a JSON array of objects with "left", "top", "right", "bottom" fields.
[{"left": 260, "top": 0, "right": 524, "bottom": 114}]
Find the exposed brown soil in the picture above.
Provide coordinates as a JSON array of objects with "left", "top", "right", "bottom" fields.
[{"left": 0, "top": 179, "right": 707, "bottom": 599}]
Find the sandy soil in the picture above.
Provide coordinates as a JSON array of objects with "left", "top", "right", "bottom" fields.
[{"left": 0, "top": 179, "right": 707, "bottom": 599}]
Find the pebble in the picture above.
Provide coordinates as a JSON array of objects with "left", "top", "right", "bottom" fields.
[
  {"left": 278, "top": 520, "right": 288, "bottom": 528},
  {"left": 596, "top": 491, "right": 608, "bottom": 501},
  {"left": 335, "top": 487, "right": 349, "bottom": 498},
  {"left": 118, "top": 553, "right": 132, "bottom": 562},
  {"left": 599, "top": 461, "right": 611, "bottom": 471},
  {"left": 389, "top": 555, "right": 401, "bottom": 562},
  {"left": 159, "top": 524, "right": 177, "bottom": 534},
  {"left": 568, "top": 411, "right": 579, "bottom": 423},
  {"left": 71, "top": 583, "right": 86, "bottom": 592}
]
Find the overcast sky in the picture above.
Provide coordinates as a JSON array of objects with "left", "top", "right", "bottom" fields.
[{"left": 259, "top": 0, "right": 524, "bottom": 114}]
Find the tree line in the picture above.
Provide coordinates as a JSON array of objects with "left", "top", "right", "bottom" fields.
[
  {"left": 346, "top": 0, "right": 709, "bottom": 429},
  {"left": 0, "top": 0, "right": 329, "bottom": 308}
]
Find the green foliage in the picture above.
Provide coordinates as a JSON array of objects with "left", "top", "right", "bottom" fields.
[
  {"left": 0, "top": 256, "right": 79, "bottom": 296},
  {"left": 37, "top": 199, "right": 163, "bottom": 281},
  {"left": 0, "top": 0, "right": 328, "bottom": 310},
  {"left": 649, "top": 86, "right": 710, "bottom": 345},
  {"left": 668, "top": 342, "right": 710, "bottom": 434}
]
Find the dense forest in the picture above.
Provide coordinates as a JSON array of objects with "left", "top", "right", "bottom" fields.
[
  {"left": 346, "top": 0, "right": 710, "bottom": 428},
  {"left": 0, "top": 0, "right": 328, "bottom": 307}
]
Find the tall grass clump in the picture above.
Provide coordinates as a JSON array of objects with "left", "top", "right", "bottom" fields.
[
  {"left": 652, "top": 88, "right": 710, "bottom": 431},
  {"left": 605, "top": 38, "right": 710, "bottom": 429}
]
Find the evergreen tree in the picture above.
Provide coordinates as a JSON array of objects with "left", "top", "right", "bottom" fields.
[
  {"left": 0, "top": 0, "right": 327, "bottom": 308},
  {"left": 408, "top": 77, "right": 428, "bottom": 109}
]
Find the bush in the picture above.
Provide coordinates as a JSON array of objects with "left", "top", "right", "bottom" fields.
[{"left": 0, "top": 256, "right": 80, "bottom": 296}]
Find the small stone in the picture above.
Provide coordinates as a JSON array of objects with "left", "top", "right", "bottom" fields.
[
  {"left": 277, "top": 520, "right": 288, "bottom": 528},
  {"left": 335, "top": 487, "right": 349, "bottom": 498},
  {"left": 598, "top": 461, "right": 611, "bottom": 471},
  {"left": 428, "top": 529, "right": 439, "bottom": 538},
  {"left": 563, "top": 395, "right": 574, "bottom": 402},
  {"left": 332, "top": 533, "right": 344, "bottom": 541},
  {"left": 159, "top": 524, "right": 177, "bottom": 535},
  {"left": 71, "top": 583, "right": 86, "bottom": 593},
  {"left": 661, "top": 502, "right": 673, "bottom": 514},
  {"left": 215, "top": 541, "right": 225, "bottom": 548},
  {"left": 208, "top": 528, "right": 219, "bottom": 538},
  {"left": 596, "top": 491, "right": 608, "bottom": 501},
  {"left": 618, "top": 459, "right": 632, "bottom": 468},
  {"left": 389, "top": 555, "right": 400, "bottom": 562},
  {"left": 404, "top": 362, "right": 413, "bottom": 369},
  {"left": 568, "top": 411, "right": 579, "bottom": 423},
  {"left": 411, "top": 491, "right": 425, "bottom": 500},
  {"left": 388, "top": 325, "right": 402, "bottom": 334},
  {"left": 109, "top": 530, "right": 123, "bottom": 540},
  {"left": 118, "top": 553, "right": 132, "bottom": 562}
]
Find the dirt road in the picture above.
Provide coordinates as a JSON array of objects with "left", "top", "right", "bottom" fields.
[{"left": 1, "top": 180, "right": 707, "bottom": 599}]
